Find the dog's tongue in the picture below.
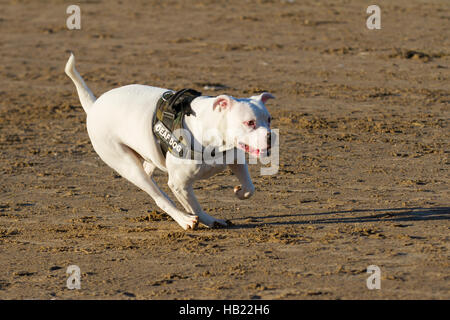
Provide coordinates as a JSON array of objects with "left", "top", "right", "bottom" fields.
[
  {"left": 245, "top": 144, "right": 260, "bottom": 156},
  {"left": 238, "top": 142, "right": 260, "bottom": 156}
]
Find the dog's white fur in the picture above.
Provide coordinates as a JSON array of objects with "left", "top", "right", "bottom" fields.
[{"left": 65, "top": 53, "right": 274, "bottom": 230}]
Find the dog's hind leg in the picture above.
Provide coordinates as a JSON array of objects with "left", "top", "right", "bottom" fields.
[
  {"left": 95, "top": 143, "right": 198, "bottom": 230},
  {"left": 143, "top": 160, "right": 176, "bottom": 207}
]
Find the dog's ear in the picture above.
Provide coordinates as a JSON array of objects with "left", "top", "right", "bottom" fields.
[
  {"left": 251, "top": 92, "right": 275, "bottom": 104},
  {"left": 212, "top": 95, "right": 233, "bottom": 111}
]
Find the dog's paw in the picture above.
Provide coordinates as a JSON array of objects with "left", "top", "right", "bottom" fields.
[
  {"left": 178, "top": 215, "right": 199, "bottom": 230},
  {"left": 233, "top": 185, "right": 254, "bottom": 200}
]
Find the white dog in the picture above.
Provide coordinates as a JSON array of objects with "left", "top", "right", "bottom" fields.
[{"left": 65, "top": 53, "right": 274, "bottom": 230}]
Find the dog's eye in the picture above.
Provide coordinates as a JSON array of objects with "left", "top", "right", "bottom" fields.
[{"left": 244, "top": 120, "right": 256, "bottom": 128}]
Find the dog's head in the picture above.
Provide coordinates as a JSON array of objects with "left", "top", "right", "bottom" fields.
[{"left": 212, "top": 92, "right": 274, "bottom": 158}]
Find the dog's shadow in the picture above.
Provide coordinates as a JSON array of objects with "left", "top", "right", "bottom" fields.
[{"left": 229, "top": 206, "right": 450, "bottom": 229}]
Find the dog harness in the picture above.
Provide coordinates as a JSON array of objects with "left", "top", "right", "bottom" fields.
[{"left": 152, "top": 88, "right": 203, "bottom": 159}]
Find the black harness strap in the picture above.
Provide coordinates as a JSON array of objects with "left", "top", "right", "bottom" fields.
[{"left": 153, "top": 88, "right": 202, "bottom": 159}]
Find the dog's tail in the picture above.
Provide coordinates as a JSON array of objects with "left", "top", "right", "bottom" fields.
[{"left": 65, "top": 53, "right": 96, "bottom": 114}]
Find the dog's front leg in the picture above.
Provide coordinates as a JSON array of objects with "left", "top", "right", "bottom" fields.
[
  {"left": 229, "top": 163, "right": 255, "bottom": 200},
  {"left": 168, "top": 179, "right": 229, "bottom": 228}
]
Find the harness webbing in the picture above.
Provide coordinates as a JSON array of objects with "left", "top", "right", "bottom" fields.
[{"left": 152, "top": 88, "right": 202, "bottom": 159}]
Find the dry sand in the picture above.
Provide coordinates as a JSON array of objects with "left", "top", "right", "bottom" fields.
[{"left": 0, "top": 0, "right": 449, "bottom": 299}]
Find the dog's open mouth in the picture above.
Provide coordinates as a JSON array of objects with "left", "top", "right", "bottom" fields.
[{"left": 238, "top": 142, "right": 270, "bottom": 157}]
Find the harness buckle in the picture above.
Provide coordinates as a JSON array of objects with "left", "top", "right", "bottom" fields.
[{"left": 162, "top": 111, "right": 175, "bottom": 120}]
